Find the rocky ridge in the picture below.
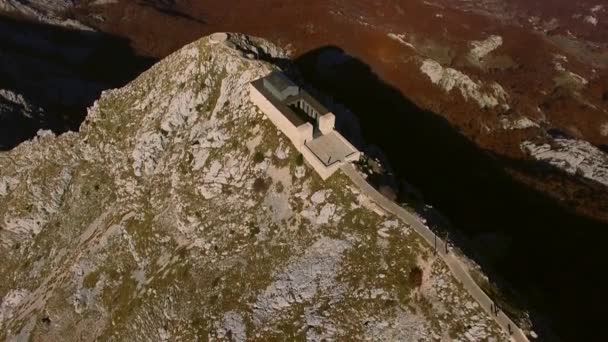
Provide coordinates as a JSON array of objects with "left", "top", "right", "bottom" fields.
[{"left": 0, "top": 34, "right": 508, "bottom": 341}]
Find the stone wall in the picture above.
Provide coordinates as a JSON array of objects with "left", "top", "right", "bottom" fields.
[
  {"left": 250, "top": 84, "right": 308, "bottom": 148},
  {"left": 318, "top": 113, "right": 335, "bottom": 135}
]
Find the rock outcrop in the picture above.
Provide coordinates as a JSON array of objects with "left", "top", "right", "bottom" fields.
[
  {"left": 522, "top": 138, "right": 608, "bottom": 188},
  {"left": 420, "top": 59, "right": 510, "bottom": 110}
]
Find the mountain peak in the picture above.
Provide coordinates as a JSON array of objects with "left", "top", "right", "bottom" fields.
[{"left": 0, "top": 33, "right": 510, "bottom": 341}]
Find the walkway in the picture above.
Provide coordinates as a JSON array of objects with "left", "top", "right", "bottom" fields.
[{"left": 341, "top": 163, "right": 529, "bottom": 342}]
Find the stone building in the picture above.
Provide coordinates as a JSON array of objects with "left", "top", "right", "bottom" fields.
[{"left": 250, "top": 71, "right": 360, "bottom": 179}]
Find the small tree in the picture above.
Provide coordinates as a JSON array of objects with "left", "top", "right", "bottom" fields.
[
  {"left": 249, "top": 223, "right": 260, "bottom": 238},
  {"left": 253, "top": 151, "right": 265, "bottom": 164},
  {"left": 296, "top": 153, "right": 304, "bottom": 166},
  {"left": 253, "top": 177, "right": 268, "bottom": 193}
]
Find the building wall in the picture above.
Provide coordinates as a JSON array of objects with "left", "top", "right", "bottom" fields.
[
  {"left": 250, "top": 84, "right": 307, "bottom": 148},
  {"left": 297, "top": 123, "right": 314, "bottom": 144},
  {"left": 318, "top": 113, "right": 335, "bottom": 134}
]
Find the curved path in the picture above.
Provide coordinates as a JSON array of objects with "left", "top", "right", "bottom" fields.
[{"left": 341, "top": 163, "right": 529, "bottom": 342}]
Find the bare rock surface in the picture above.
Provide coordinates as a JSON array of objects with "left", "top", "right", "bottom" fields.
[
  {"left": 522, "top": 138, "right": 608, "bottom": 187},
  {"left": 420, "top": 59, "right": 509, "bottom": 110}
]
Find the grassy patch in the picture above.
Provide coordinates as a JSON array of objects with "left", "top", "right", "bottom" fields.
[{"left": 83, "top": 270, "right": 101, "bottom": 289}]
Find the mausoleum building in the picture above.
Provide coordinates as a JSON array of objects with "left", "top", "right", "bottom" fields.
[{"left": 250, "top": 71, "right": 361, "bottom": 179}]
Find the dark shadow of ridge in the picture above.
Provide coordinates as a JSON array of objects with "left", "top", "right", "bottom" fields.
[
  {"left": 137, "top": 0, "right": 207, "bottom": 24},
  {"left": 0, "top": 14, "right": 156, "bottom": 150},
  {"left": 293, "top": 45, "right": 608, "bottom": 342}
]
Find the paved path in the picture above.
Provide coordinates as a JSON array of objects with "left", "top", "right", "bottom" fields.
[{"left": 341, "top": 164, "right": 529, "bottom": 342}]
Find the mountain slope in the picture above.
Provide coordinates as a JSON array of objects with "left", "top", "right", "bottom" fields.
[
  {"left": 0, "top": 34, "right": 508, "bottom": 341},
  {"left": 0, "top": 8, "right": 154, "bottom": 150}
]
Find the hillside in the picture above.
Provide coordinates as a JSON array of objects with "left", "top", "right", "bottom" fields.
[
  {"left": 0, "top": 34, "right": 509, "bottom": 341},
  {"left": 0, "top": 6, "right": 152, "bottom": 150}
]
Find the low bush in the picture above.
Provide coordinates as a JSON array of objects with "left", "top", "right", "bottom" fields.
[
  {"left": 408, "top": 266, "right": 423, "bottom": 288},
  {"left": 296, "top": 153, "right": 304, "bottom": 166},
  {"left": 253, "top": 177, "right": 268, "bottom": 193},
  {"left": 253, "top": 151, "right": 265, "bottom": 164}
]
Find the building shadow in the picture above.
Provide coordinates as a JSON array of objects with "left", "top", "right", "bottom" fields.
[
  {"left": 0, "top": 14, "right": 156, "bottom": 150},
  {"left": 293, "top": 45, "right": 608, "bottom": 342}
]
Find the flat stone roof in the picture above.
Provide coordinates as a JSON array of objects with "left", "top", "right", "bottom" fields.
[
  {"left": 251, "top": 78, "right": 306, "bottom": 127},
  {"left": 305, "top": 131, "right": 358, "bottom": 167},
  {"left": 264, "top": 72, "right": 297, "bottom": 94}
]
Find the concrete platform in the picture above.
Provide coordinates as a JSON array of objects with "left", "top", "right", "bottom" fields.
[{"left": 305, "top": 131, "right": 359, "bottom": 167}]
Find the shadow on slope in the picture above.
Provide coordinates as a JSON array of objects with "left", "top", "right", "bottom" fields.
[
  {"left": 293, "top": 45, "right": 608, "bottom": 342},
  {"left": 136, "top": 0, "right": 207, "bottom": 24},
  {"left": 0, "top": 14, "right": 156, "bottom": 150}
]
